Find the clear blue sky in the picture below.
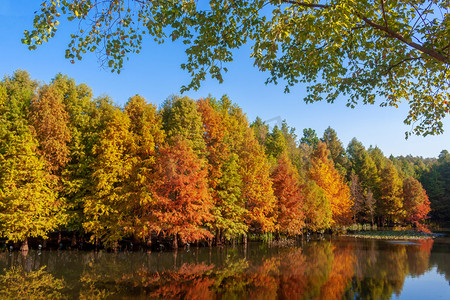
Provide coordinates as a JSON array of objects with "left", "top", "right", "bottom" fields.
[{"left": 1, "top": 0, "right": 448, "bottom": 158}]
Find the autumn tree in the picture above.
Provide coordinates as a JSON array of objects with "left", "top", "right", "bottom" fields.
[
  {"left": 30, "top": 84, "right": 72, "bottom": 174},
  {"left": 123, "top": 95, "right": 165, "bottom": 244},
  {"left": 378, "top": 160, "right": 404, "bottom": 225},
  {"left": 0, "top": 71, "right": 66, "bottom": 250},
  {"left": 309, "top": 142, "right": 352, "bottom": 226},
  {"left": 403, "top": 177, "right": 431, "bottom": 226},
  {"left": 153, "top": 137, "right": 213, "bottom": 248},
  {"left": 239, "top": 129, "right": 276, "bottom": 233},
  {"left": 26, "top": 1, "right": 450, "bottom": 136},
  {"left": 50, "top": 74, "right": 96, "bottom": 233},
  {"left": 271, "top": 152, "right": 305, "bottom": 236},
  {"left": 83, "top": 109, "right": 134, "bottom": 247},
  {"left": 302, "top": 180, "right": 332, "bottom": 232},
  {"left": 197, "top": 98, "right": 247, "bottom": 242}
]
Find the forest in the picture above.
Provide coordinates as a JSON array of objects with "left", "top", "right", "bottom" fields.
[{"left": 0, "top": 70, "right": 449, "bottom": 250}]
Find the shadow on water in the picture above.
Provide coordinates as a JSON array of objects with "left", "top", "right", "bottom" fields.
[{"left": 0, "top": 236, "right": 449, "bottom": 299}]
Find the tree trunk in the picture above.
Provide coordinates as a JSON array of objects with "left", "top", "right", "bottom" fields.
[
  {"left": 172, "top": 234, "right": 178, "bottom": 249},
  {"left": 57, "top": 231, "right": 62, "bottom": 244},
  {"left": 146, "top": 236, "right": 152, "bottom": 252},
  {"left": 71, "top": 233, "right": 77, "bottom": 247},
  {"left": 20, "top": 238, "right": 29, "bottom": 252}
]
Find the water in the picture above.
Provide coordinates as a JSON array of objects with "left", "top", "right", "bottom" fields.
[{"left": 0, "top": 236, "right": 449, "bottom": 299}]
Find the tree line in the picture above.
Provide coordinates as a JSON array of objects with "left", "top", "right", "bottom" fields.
[{"left": 0, "top": 70, "right": 444, "bottom": 250}]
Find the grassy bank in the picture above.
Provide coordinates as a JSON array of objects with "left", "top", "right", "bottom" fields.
[{"left": 343, "top": 230, "right": 437, "bottom": 240}]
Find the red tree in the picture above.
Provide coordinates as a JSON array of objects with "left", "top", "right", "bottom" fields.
[
  {"left": 153, "top": 136, "right": 213, "bottom": 248},
  {"left": 271, "top": 151, "right": 305, "bottom": 235}
]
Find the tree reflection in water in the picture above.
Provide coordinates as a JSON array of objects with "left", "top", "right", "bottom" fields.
[{"left": 0, "top": 237, "right": 445, "bottom": 299}]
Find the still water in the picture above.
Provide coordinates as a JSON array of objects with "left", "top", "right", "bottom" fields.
[{"left": 0, "top": 236, "right": 449, "bottom": 299}]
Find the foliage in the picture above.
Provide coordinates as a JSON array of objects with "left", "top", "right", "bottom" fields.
[
  {"left": 302, "top": 180, "right": 332, "bottom": 231},
  {"left": 322, "top": 127, "right": 348, "bottom": 176},
  {"left": 403, "top": 177, "right": 431, "bottom": 225},
  {"left": 153, "top": 137, "right": 213, "bottom": 244},
  {"left": 309, "top": 142, "right": 353, "bottom": 226},
  {"left": 0, "top": 267, "right": 65, "bottom": 300},
  {"left": 83, "top": 109, "right": 134, "bottom": 246},
  {"left": 271, "top": 151, "right": 305, "bottom": 235},
  {"left": 24, "top": 0, "right": 450, "bottom": 136},
  {"left": 0, "top": 71, "right": 66, "bottom": 243},
  {"left": 378, "top": 160, "right": 404, "bottom": 224}
]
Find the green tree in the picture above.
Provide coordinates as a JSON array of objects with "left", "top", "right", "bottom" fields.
[
  {"left": 50, "top": 74, "right": 97, "bottom": 233},
  {"left": 322, "top": 127, "right": 348, "bottom": 176},
  {"left": 302, "top": 180, "right": 332, "bottom": 232},
  {"left": 250, "top": 117, "right": 269, "bottom": 146},
  {"left": 265, "top": 125, "right": 287, "bottom": 160},
  {"left": 161, "top": 96, "right": 206, "bottom": 156},
  {"left": 420, "top": 150, "right": 450, "bottom": 223},
  {"left": 300, "top": 128, "right": 319, "bottom": 149},
  {"left": 25, "top": 1, "right": 450, "bottom": 135},
  {"left": 347, "top": 138, "right": 380, "bottom": 198}
]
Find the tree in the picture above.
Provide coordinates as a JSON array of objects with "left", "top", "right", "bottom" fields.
[
  {"left": 25, "top": 1, "right": 450, "bottom": 136},
  {"left": 265, "top": 125, "right": 287, "bottom": 160},
  {"left": 347, "top": 138, "right": 380, "bottom": 198},
  {"left": 420, "top": 150, "right": 450, "bottom": 223},
  {"left": 271, "top": 151, "right": 305, "bottom": 236},
  {"left": 403, "top": 177, "right": 431, "bottom": 226},
  {"left": 152, "top": 137, "right": 213, "bottom": 248},
  {"left": 250, "top": 117, "right": 269, "bottom": 146},
  {"left": 0, "top": 72, "right": 66, "bottom": 250},
  {"left": 30, "top": 84, "right": 72, "bottom": 175},
  {"left": 123, "top": 95, "right": 165, "bottom": 243},
  {"left": 302, "top": 180, "right": 332, "bottom": 232},
  {"left": 379, "top": 160, "right": 404, "bottom": 225},
  {"left": 300, "top": 128, "right": 319, "bottom": 149},
  {"left": 161, "top": 96, "right": 206, "bottom": 156},
  {"left": 83, "top": 109, "right": 134, "bottom": 247},
  {"left": 322, "top": 127, "right": 348, "bottom": 176},
  {"left": 197, "top": 98, "right": 247, "bottom": 242},
  {"left": 239, "top": 129, "right": 276, "bottom": 233},
  {"left": 309, "top": 142, "right": 352, "bottom": 226}
]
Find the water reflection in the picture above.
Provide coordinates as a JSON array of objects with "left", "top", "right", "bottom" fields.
[{"left": 0, "top": 237, "right": 448, "bottom": 299}]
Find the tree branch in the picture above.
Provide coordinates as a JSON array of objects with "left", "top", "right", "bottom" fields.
[
  {"left": 283, "top": 1, "right": 331, "bottom": 9},
  {"left": 357, "top": 14, "right": 449, "bottom": 64}
]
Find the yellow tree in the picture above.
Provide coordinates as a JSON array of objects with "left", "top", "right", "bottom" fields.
[
  {"left": 379, "top": 160, "right": 404, "bottom": 225},
  {"left": 309, "top": 142, "right": 352, "bottom": 227},
  {"left": 83, "top": 109, "right": 134, "bottom": 247},
  {"left": 123, "top": 95, "right": 165, "bottom": 245}
]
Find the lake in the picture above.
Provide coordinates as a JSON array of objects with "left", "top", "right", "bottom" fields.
[{"left": 1, "top": 235, "right": 449, "bottom": 299}]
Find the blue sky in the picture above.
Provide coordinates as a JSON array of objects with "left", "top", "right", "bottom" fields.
[{"left": 1, "top": 0, "right": 448, "bottom": 158}]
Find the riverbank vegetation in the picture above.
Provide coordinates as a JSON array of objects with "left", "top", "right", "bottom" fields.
[{"left": 1, "top": 70, "right": 447, "bottom": 251}]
